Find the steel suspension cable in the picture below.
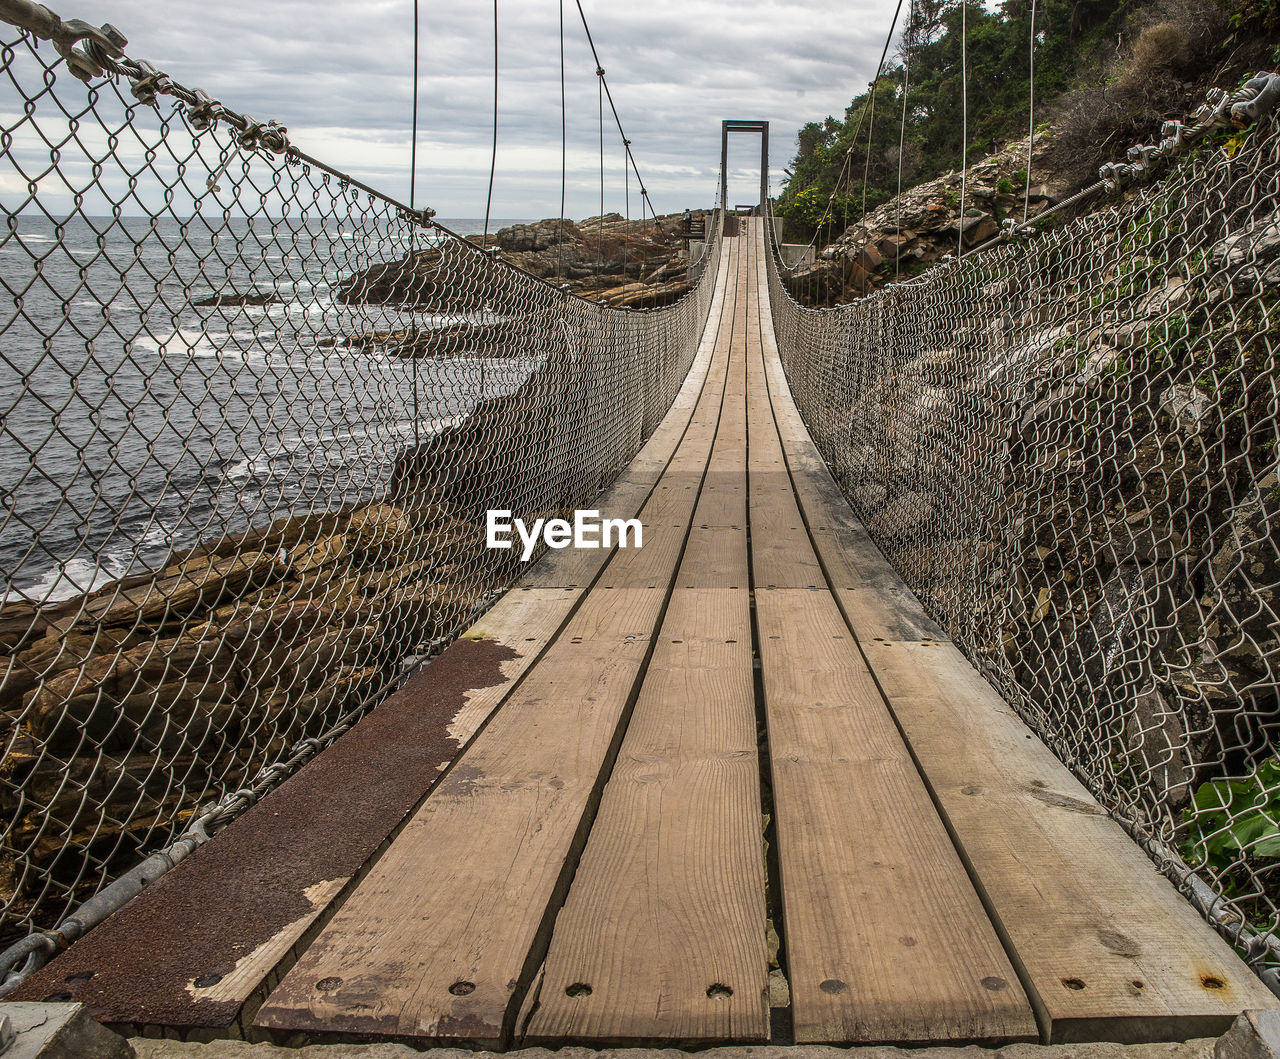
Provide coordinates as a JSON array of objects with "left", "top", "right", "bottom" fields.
[
  {"left": 482, "top": 0, "right": 498, "bottom": 247},
  {"left": 1023, "top": 0, "right": 1038, "bottom": 223},
  {"left": 558, "top": 0, "right": 567, "bottom": 280},
  {"left": 624, "top": 137, "right": 630, "bottom": 279},
  {"left": 958, "top": 0, "right": 968, "bottom": 257},
  {"left": 598, "top": 69, "right": 605, "bottom": 277},
  {"left": 860, "top": 76, "right": 878, "bottom": 219},
  {"left": 573, "top": 0, "right": 656, "bottom": 218},
  {"left": 895, "top": 2, "right": 912, "bottom": 281},
  {"left": 409, "top": 0, "right": 421, "bottom": 449},
  {"left": 799, "top": 0, "right": 905, "bottom": 257}
]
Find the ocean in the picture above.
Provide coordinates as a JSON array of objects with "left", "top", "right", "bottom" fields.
[{"left": 0, "top": 215, "right": 537, "bottom": 603}]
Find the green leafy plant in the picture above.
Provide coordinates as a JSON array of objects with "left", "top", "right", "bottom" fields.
[{"left": 1183, "top": 759, "right": 1280, "bottom": 873}]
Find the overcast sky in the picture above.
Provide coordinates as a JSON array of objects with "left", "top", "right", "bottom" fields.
[{"left": 15, "top": 0, "right": 903, "bottom": 219}]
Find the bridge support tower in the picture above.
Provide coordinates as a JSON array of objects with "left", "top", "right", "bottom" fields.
[{"left": 720, "top": 119, "right": 769, "bottom": 211}]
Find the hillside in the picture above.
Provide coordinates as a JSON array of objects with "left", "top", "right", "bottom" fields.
[{"left": 776, "top": 0, "right": 1280, "bottom": 260}]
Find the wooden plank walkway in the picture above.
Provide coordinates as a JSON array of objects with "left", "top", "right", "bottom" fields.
[{"left": 16, "top": 221, "right": 1279, "bottom": 1049}]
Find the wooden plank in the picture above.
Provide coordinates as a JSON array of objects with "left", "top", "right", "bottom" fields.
[
  {"left": 860, "top": 638, "right": 1280, "bottom": 1042},
  {"left": 742, "top": 250, "right": 825, "bottom": 593},
  {"left": 672, "top": 526, "right": 749, "bottom": 590},
  {"left": 9, "top": 585, "right": 586, "bottom": 1032},
  {"left": 255, "top": 248, "right": 741, "bottom": 1045},
  {"left": 447, "top": 587, "right": 584, "bottom": 746},
  {"left": 752, "top": 589, "right": 1037, "bottom": 1044},
  {"left": 524, "top": 598, "right": 767, "bottom": 1045},
  {"left": 254, "top": 626, "right": 655, "bottom": 1045},
  {"left": 525, "top": 261, "right": 768, "bottom": 1043},
  {"left": 598, "top": 275, "right": 737, "bottom": 590}
]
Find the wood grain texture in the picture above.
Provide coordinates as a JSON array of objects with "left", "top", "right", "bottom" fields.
[
  {"left": 524, "top": 602, "right": 768, "bottom": 1044},
  {"left": 752, "top": 587, "right": 1036, "bottom": 1044},
  {"left": 447, "top": 587, "right": 584, "bottom": 745},
  {"left": 253, "top": 634, "right": 653, "bottom": 1045},
  {"left": 860, "top": 638, "right": 1280, "bottom": 1042},
  {"left": 749, "top": 224, "right": 943, "bottom": 641},
  {"left": 526, "top": 244, "right": 767, "bottom": 1046}
]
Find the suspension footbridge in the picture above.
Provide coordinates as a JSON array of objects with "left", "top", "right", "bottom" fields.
[
  {"left": 8, "top": 220, "right": 1276, "bottom": 1049},
  {"left": 2, "top": 1, "right": 1280, "bottom": 1053}
]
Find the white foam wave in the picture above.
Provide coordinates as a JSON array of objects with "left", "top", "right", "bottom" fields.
[
  {"left": 133, "top": 328, "right": 276, "bottom": 363},
  {"left": 5, "top": 555, "right": 128, "bottom": 604}
]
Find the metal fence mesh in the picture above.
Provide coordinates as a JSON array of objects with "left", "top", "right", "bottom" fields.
[
  {"left": 768, "top": 110, "right": 1280, "bottom": 975},
  {"left": 0, "top": 22, "right": 721, "bottom": 943}
]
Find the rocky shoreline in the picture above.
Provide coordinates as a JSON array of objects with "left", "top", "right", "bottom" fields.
[
  {"left": 0, "top": 194, "right": 719, "bottom": 938},
  {"left": 0, "top": 492, "right": 486, "bottom": 937},
  {"left": 0, "top": 354, "right": 580, "bottom": 936},
  {"left": 0, "top": 244, "right": 689, "bottom": 936}
]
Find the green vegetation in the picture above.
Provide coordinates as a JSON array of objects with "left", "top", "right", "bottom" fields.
[
  {"left": 775, "top": 0, "right": 1126, "bottom": 240},
  {"left": 776, "top": 0, "right": 1280, "bottom": 243},
  {"left": 1184, "top": 760, "right": 1280, "bottom": 881}
]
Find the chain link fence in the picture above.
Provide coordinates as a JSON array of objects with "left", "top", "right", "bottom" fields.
[
  {"left": 768, "top": 104, "right": 1280, "bottom": 977},
  {"left": 0, "top": 15, "right": 721, "bottom": 948}
]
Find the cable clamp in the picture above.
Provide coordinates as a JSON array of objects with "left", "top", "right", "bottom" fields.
[
  {"left": 237, "top": 116, "right": 289, "bottom": 154},
  {"left": 402, "top": 206, "right": 436, "bottom": 227},
  {"left": 128, "top": 59, "right": 171, "bottom": 105},
  {"left": 1124, "top": 143, "right": 1160, "bottom": 179},
  {"left": 1097, "top": 160, "right": 1131, "bottom": 192},
  {"left": 998, "top": 216, "right": 1026, "bottom": 241},
  {"left": 187, "top": 88, "right": 222, "bottom": 131},
  {"left": 1159, "top": 119, "right": 1190, "bottom": 153},
  {"left": 1231, "top": 71, "right": 1280, "bottom": 127}
]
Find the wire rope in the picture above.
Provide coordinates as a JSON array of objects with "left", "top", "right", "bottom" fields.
[{"left": 482, "top": 0, "right": 498, "bottom": 247}]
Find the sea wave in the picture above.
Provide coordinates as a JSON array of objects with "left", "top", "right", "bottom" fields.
[{"left": 4, "top": 554, "right": 129, "bottom": 604}]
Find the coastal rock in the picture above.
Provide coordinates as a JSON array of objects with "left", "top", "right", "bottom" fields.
[
  {"left": 78, "top": 552, "right": 285, "bottom": 628},
  {"left": 192, "top": 289, "right": 280, "bottom": 308},
  {"left": 1210, "top": 210, "right": 1280, "bottom": 268},
  {"left": 1160, "top": 384, "right": 1213, "bottom": 435},
  {"left": 335, "top": 213, "right": 697, "bottom": 315},
  {"left": 782, "top": 132, "right": 1057, "bottom": 301}
]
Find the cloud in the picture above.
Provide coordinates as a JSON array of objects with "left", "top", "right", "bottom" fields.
[{"left": 11, "top": 0, "right": 903, "bottom": 218}]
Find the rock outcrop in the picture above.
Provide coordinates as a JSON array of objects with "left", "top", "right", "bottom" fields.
[
  {"left": 804, "top": 189, "right": 1280, "bottom": 825},
  {"left": 335, "top": 213, "right": 704, "bottom": 323},
  {"left": 783, "top": 135, "right": 1071, "bottom": 302}
]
